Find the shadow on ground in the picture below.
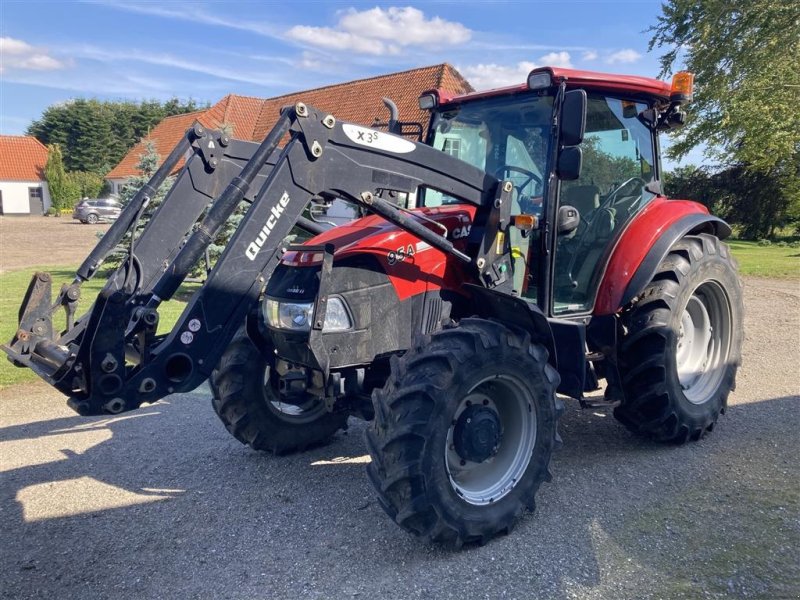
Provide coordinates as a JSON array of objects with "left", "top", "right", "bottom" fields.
[{"left": 1, "top": 388, "right": 797, "bottom": 599}]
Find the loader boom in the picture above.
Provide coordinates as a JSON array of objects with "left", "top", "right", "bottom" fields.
[{"left": 5, "top": 103, "right": 510, "bottom": 415}]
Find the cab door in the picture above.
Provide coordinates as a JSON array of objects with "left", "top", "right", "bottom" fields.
[{"left": 552, "top": 94, "right": 658, "bottom": 315}]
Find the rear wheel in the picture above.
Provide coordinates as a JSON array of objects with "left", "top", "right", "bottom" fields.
[
  {"left": 366, "top": 318, "right": 561, "bottom": 546},
  {"left": 85, "top": 213, "right": 99, "bottom": 224},
  {"left": 210, "top": 328, "right": 347, "bottom": 454},
  {"left": 614, "top": 234, "right": 743, "bottom": 443}
]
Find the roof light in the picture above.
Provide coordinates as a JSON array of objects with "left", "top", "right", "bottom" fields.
[
  {"left": 527, "top": 72, "right": 552, "bottom": 90},
  {"left": 670, "top": 71, "right": 694, "bottom": 104},
  {"left": 418, "top": 93, "right": 437, "bottom": 110}
]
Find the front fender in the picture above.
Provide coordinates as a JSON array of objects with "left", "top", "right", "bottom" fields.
[{"left": 594, "top": 197, "right": 731, "bottom": 316}]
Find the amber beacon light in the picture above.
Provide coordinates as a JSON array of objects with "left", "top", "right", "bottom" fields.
[{"left": 670, "top": 71, "right": 694, "bottom": 104}]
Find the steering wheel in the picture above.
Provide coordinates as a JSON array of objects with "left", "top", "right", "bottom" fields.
[
  {"left": 494, "top": 165, "right": 543, "bottom": 194},
  {"left": 602, "top": 176, "right": 648, "bottom": 211}
]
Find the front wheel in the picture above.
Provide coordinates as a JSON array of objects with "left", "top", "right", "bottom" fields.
[
  {"left": 614, "top": 234, "right": 744, "bottom": 443},
  {"left": 210, "top": 328, "right": 347, "bottom": 454},
  {"left": 85, "top": 213, "right": 99, "bottom": 224},
  {"left": 365, "top": 318, "right": 562, "bottom": 546}
]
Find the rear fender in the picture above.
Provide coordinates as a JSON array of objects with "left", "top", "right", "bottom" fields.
[{"left": 594, "top": 198, "right": 731, "bottom": 315}]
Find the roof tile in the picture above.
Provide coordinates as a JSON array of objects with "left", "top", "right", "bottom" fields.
[
  {"left": 0, "top": 135, "right": 49, "bottom": 181},
  {"left": 107, "top": 64, "right": 473, "bottom": 180}
]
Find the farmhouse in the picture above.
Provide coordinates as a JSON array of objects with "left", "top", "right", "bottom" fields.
[
  {"left": 0, "top": 135, "right": 52, "bottom": 215},
  {"left": 106, "top": 64, "right": 472, "bottom": 191}
]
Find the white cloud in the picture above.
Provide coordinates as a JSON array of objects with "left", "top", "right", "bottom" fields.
[
  {"left": 582, "top": 50, "right": 598, "bottom": 61},
  {"left": 287, "top": 7, "right": 471, "bottom": 56},
  {"left": 459, "top": 52, "right": 572, "bottom": 90},
  {"left": 606, "top": 49, "right": 642, "bottom": 64},
  {"left": 65, "top": 44, "right": 291, "bottom": 88},
  {"left": 458, "top": 61, "right": 537, "bottom": 91},
  {"left": 0, "top": 37, "right": 67, "bottom": 73},
  {"left": 539, "top": 52, "right": 573, "bottom": 68},
  {"left": 90, "top": 2, "right": 279, "bottom": 38}
]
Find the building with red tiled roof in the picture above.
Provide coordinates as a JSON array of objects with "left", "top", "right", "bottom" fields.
[
  {"left": 106, "top": 64, "right": 472, "bottom": 193},
  {"left": 0, "top": 135, "right": 52, "bottom": 215}
]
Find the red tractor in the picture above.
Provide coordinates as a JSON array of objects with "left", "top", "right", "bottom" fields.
[{"left": 6, "top": 67, "right": 743, "bottom": 546}]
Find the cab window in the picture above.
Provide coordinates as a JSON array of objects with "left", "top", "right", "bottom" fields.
[{"left": 553, "top": 95, "right": 657, "bottom": 314}]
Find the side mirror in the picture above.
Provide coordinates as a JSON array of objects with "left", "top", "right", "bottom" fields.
[
  {"left": 557, "top": 146, "right": 582, "bottom": 180},
  {"left": 557, "top": 205, "right": 580, "bottom": 235},
  {"left": 559, "top": 89, "right": 587, "bottom": 147}
]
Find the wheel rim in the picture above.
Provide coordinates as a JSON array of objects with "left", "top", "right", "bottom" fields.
[
  {"left": 261, "top": 365, "right": 328, "bottom": 424},
  {"left": 445, "top": 374, "right": 536, "bottom": 505},
  {"left": 675, "top": 280, "right": 733, "bottom": 404}
]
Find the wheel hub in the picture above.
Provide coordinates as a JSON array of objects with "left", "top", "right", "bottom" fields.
[{"left": 453, "top": 404, "right": 502, "bottom": 463}]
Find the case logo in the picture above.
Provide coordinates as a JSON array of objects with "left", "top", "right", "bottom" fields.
[{"left": 246, "top": 191, "right": 291, "bottom": 261}]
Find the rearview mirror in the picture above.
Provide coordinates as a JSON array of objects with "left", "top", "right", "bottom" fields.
[
  {"left": 557, "top": 146, "right": 582, "bottom": 180},
  {"left": 557, "top": 205, "right": 580, "bottom": 235},
  {"left": 560, "top": 90, "right": 587, "bottom": 147}
]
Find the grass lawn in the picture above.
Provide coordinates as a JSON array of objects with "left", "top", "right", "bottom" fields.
[
  {"left": 0, "top": 266, "right": 192, "bottom": 390},
  {"left": 727, "top": 240, "right": 800, "bottom": 279}
]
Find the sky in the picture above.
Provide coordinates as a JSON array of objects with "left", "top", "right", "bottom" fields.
[{"left": 0, "top": 0, "right": 705, "bottom": 167}]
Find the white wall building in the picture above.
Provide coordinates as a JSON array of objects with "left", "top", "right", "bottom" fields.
[{"left": 0, "top": 136, "right": 52, "bottom": 215}]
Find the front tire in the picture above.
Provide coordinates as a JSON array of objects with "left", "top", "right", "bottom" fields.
[
  {"left": 210, "top": 328, "right": 347, "bottom": 454},
  {"left": 366, "top": 318, "right": 562, "bottom": 546},
  {"left": 614, "top": 234, "right": 743, "bottom": 443},
  {"left": 85, "top": 213, "right": 99, "bottom": 224}
]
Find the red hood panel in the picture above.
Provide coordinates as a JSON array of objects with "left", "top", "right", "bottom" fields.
[{"left": 281, "top": 204, "right": 478, "bottom": 301}]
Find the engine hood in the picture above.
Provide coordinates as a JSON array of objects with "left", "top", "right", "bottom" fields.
[{"left": 281, "top": 204, "right": 477, "bottom": 266}]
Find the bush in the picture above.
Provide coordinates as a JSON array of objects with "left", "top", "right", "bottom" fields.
[
  {"left": 47, "top": 207, "right": 58, "bottom": 216},
  {"left": 776, "top": 241, "right": 788, "bottom": 247},
  {"left": 757, "top": 239, "right": 772, "bottom": 246}
]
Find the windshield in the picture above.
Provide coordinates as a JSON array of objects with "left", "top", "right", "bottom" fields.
[{"left": 425, "top": 94, "right": 554, "bottom": 211}]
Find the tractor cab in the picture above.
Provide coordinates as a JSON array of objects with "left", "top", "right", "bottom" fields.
[{"left": 416, "top": 67, "right": 693, "bottom": 317}]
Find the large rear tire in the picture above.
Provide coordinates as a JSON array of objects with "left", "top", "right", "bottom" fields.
[
  {"left": 210, "top": 328, "right": 347, "bottom": 454},
  {"left": 614, "top": 233, "right": 743, "bottom": 443},
  {"left": 365, "top": 318, "right": 562, "bottom": 546}
]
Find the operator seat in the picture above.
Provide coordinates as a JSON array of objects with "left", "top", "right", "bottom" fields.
[{"left": 562, "top": 185, "right": 600, "bottom": 217}]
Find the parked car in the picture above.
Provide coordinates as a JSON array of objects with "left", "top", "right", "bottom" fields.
[{"left": 72, "top": 198, "right": 122, "bottom": 224}]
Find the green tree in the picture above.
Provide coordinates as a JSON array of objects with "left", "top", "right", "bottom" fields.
[
  {"left": 650, "top": 1, "right": 800, "bottom": 170},
  {"left": 28, "top": 98, "right": 206, "bottom": 173},
  {"left": 44, "top": 144, "right": 69, "bottom": 211},
  {"left": 118, "top": 141, "right": 173, "bottom": 207},
  {"left": 67, "top": 171, "right": 105, "bottom": 200}
]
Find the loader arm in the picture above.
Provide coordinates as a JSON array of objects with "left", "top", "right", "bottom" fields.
[{"left": 4, "top": 104, "right": 511, "bottom": 415}]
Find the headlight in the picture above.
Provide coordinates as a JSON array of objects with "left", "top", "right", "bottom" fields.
[
  {"left": 264, "top": 299, "right": 314, "bottom": 331},
  {"left": 322, "top": 297, "right": 352, "bottom": 332},
  {"left": 263, "top": 297, "right": 352, "bottom": 332}
]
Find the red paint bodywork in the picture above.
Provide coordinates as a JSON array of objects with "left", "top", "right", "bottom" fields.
[
  {"left": 593, "top": 196, "right": 710, "bottom": 315},
  {"left": 429, "top": 67, "right": 673, "bottom": 108},
  {"left": 284, "top": 205, "right": 477, "bottom": 302}
]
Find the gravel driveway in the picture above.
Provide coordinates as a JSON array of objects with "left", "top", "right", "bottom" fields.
[
  {"left": 0, "top": 216, "right": 108, "bottom": 274},
  {"left": 1, "top": 278, "right": 798, "bottom": 599}
]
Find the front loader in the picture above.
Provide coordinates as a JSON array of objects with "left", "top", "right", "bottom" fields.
[{"left": 5, "top": 67, "right": 743, "bottom": 545}]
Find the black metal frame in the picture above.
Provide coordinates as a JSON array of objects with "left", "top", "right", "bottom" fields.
[{"left": 4, "top": 104, "right": 512, "bottom": 415}]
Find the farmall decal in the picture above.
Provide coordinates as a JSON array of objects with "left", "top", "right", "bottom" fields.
[{"left": 246, "top": 191, "right": 291, "bottom": 261}]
